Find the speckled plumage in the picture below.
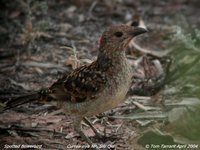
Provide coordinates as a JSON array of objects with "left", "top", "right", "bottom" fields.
[{"left": 4, "top": 24, "right": 147, "bottom": 145}]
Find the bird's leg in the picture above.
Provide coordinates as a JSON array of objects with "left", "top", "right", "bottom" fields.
[
  {"left": 73, "top": 117, "right": 93, "bottom": 145},
  {"left": 83, "top": 117, "right": 103, "bottom": 139}
]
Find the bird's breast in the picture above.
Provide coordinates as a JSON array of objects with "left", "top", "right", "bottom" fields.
[{"left": 88, "top": 59, "right": 132, "bottom": 115}]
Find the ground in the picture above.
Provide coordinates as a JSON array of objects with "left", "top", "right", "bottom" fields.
[{"left": 0, "top": 0, "right": 200, "bottom": 150}]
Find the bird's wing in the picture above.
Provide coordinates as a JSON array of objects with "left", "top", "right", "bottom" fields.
[{"left": 50, "top": 63, "right": 107, "bottom": 103}]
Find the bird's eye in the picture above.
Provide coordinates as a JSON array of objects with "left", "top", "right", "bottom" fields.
[{"left": 114, "top": 32, "right": 123, "bottom": 37}]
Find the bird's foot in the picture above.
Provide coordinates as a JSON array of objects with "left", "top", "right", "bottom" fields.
[{"left": 83, "top": 117, "right": 105, "bottom": 139}]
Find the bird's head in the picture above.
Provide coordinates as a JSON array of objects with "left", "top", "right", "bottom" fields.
[{"left": 98, "top": 24, "right": 147, "bottom": 53}]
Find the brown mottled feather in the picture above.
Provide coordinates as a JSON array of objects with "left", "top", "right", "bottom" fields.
[{"left": 49, "top": 62, "right": 108, "bottom": 103}]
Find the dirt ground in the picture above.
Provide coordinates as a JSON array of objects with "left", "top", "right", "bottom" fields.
[{"left": 0, "top": 0, "right": 200, "bottom": 150}]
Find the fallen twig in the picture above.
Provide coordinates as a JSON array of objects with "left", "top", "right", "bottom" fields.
[
  {"left": 109, "top": 112, "right": 168, "bottom": 120},
  {"left": 132, "top": 101, "right": 161, "bottom": 111},
  {"left": 21, "top": 61, "right": 67, "bottom": 71},
  {"left": 0, "top": 125, "right": 67, "bottom": 137},
  {"left": 131, "top": 40, "right": 172, "bottom": 57}
]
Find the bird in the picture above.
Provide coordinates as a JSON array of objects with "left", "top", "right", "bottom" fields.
[{"left": 3, "top": 24, "right": 147, "bottom": 145}]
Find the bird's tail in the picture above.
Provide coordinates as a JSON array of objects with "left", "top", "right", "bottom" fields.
[{"left": 2, "top": 89, "right": 51, "bottom": 111}]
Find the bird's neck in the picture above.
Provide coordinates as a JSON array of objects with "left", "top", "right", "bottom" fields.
[{"left": 96, "top": 49, "right": 127, "bottom": 71}]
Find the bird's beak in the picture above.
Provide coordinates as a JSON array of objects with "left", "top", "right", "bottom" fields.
[{"left": 132, "top": 27, "right": 147, "bottom": 37}]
